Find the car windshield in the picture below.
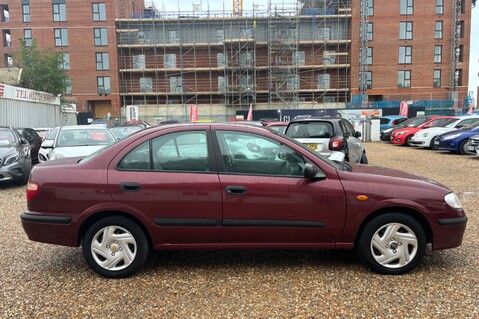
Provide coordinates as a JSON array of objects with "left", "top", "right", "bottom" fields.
[
  {"left": 268, "top": 125, "right": 287, "bottom": 134},
  {"left": 0, "top": 129, "right": 15, "bottom": 147},
  {"left": 57, "top": 129, "right": 116, "bottom": 147},
  {"left": 444, "top": 119, "right": 461, "bottom": 128}
]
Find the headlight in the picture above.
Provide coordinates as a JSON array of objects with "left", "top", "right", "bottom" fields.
[
  {"left": 382, "top": 128, "right": 393, "bottom": 133},
  {"left": 442, "top": 133, "right": 461, "bottom": 141},
  {"left": 396, "top": 131, "right": 408, "bottom": 136},
  {"left": 4, "top": 153, "right": 20, "bottom": 166},
  {"left": 445, "top": 192, "right": 462, "bottom": 209},
  {"left": 420, "top": 132, "right": 429, "bottom": 138},
  {"left": 53, "top": 153, "right": 66, "bottom": 160}
]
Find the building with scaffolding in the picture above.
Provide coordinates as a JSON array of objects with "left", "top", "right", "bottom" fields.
[{"left": 0, "top": 0, "right": 473, "bottom": 122}]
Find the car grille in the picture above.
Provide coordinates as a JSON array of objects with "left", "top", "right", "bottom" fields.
[
  {"left": 0, "top": 158, "right": 3, "bottom": 167},
  {"left": 469, "top": 138, "right": 479, "bottom": 147}
]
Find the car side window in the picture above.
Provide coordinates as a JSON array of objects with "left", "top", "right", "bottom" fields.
[
  {"left": 152, "top": 131, "right": 209, "bottom": 172},
  {"left": 117, "top": 141, "right": 151, "bottom": 171},
  {"left": 341, "top": 120, "right": 356, "bottom": 136},
  {"left": 216, "top": 131, "right": 305, "bottom": 177}
]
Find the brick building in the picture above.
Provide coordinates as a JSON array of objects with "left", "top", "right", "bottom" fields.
[{"left": 0, "top": 0, "right": 473, "bottom": 122}]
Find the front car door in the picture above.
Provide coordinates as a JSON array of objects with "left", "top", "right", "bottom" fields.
[
  {"left": 213, "top": 128, "right": 346, "bottom": 245},
  {"left": 340, "top": 119, "right": 364, "bottom": 163}
]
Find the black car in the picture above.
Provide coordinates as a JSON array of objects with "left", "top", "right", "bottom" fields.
[
  {"left": 16, "top": 128, "right": 43, "bottom": 163},
  {"left": 379, "top": 116, "right": 435, "bottom": 141},
  {"left": 285, "top": 118, "right": 368, "bottom": 164},
  {"left": 0, "top": 126, "right": 32, "bottom": 185}
]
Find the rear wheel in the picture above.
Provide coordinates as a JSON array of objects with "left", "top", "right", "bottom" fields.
[
  {"left": 356, "top": 213, "right": 426, "bottom": 275},
  {"left": 82, "top": 216, "right": 149, "bottom": 278}
]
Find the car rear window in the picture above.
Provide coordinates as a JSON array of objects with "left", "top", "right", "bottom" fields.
[{"left": 286, "top": 122, "right": 334, "bottom": 138}]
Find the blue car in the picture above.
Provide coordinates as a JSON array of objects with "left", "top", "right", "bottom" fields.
[
  {"left": 379, "top": 115, "right": 408, "bottom": 131},
  {"left": 435, "top": 123, "right": 479, "bottom": 154}
]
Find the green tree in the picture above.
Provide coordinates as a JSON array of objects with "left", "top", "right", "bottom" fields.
[{"left": 13, "top": 39, "right": 70, "bottom": 96}]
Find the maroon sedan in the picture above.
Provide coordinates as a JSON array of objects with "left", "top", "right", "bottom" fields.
[{"left": 21, "top": 124, "right": 467, "bottom": 278}]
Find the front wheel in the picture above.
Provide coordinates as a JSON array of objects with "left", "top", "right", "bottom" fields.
[
  {"left": 356, "top": 213, "right": 426, "bottom": 275},
  {"left": 429, "top": 136, "right": 438, "bottom": 150},
  {"left": 459, "top": 140, "right": 472, "bottom": 155},
  {"left": 82, "top": 216, "right": 149, "bottom": 278}
]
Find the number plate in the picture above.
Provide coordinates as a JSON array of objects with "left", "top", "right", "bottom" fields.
[{"left": 306, "top": 144, "right": 318, "bottom": 151}]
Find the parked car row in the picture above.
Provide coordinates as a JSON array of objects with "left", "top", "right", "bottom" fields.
[{"left": 380, "top": 114, "right": 479, "bottom": 157}]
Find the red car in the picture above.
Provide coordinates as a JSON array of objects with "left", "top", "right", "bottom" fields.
[
  {"left": 390, "top": 116, "right": 456, "bottom": 146},
  {"left": 21, "top": 124, "right": 467, "bottom": 278}
]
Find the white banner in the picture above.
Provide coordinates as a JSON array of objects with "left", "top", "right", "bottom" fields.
[{"left": 0, "top": 83, "right": 60, "bottom": 105}]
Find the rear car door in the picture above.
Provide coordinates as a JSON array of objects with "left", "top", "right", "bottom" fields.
[
  {"left": 108, "top": 128, "right": 223, "bottom": 245},
  {"left": 214, "top": 129, "right": 346, "bottom": 244}
]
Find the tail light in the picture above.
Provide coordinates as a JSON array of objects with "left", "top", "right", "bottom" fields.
[
  {"left": 329, "top": 138, "right": 343, "bottom": 151},
  {"left": 26, "top": 182, "right": 39, "bottom": 202}
]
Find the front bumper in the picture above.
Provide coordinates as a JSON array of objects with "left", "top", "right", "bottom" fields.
[{"left": 433, "top": 216, "right": 468, "bottom": 250}]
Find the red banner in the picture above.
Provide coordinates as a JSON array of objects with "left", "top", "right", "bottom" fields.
[{"left": 189, "top": 104, "right": 198, "bottom": 123}]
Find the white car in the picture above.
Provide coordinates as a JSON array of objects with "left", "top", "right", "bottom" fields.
[
  {"left": 410, "top": 116, "right": 479, "bottom": 149},
  {"left": 466, "top": 133, "right": 479, "bottom": 156},
  {"left": 38, "top": 125, "right": 117, "bottom": 162}
]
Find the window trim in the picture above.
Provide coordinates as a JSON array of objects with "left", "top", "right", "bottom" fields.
[{"left": 92, "top": 3, "right": 107, "bottom": 21}]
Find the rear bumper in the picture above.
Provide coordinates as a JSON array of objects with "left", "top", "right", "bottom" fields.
[{"left": 20, "top": 211, "right": 79, "bottom": 247}]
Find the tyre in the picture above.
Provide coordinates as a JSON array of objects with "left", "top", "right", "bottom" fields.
[
  {"left": 82, "top": 216, "right": 149, "bottom": 278},
  {"left": 405, "top": 135, "right": 413, "bottom": 146},
  {"left": 458, "top": 140, "right": 471, "bottom": 155},
  {"left": 356, "top": 213, "right": 426, "bottom": 275},
  {"left": 429, "top": 136, "right": 438, "bottom": 150},
  {"left": 360, "top": 152, "right": 368, "bottom": 164}
]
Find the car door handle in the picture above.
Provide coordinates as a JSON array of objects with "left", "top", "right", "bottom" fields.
[
  {"left": 120, "top": 182, "right": 142, "bottom": 192},
  {"left": 225, "top": 186, "right": 247, "bottom": 195}
]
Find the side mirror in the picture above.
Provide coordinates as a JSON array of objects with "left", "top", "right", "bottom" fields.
[
  {"left": 21, "top": 138, "right": 29, "bottom": 145},
  {"left": 354, "top": 131, "right": 361, "bottom": 138},
  {"left": 304, "top": 163, "right": 327, "bottom": 180},
  {"left": 41, "top": 140, "right": 54, "bottom": 148}
]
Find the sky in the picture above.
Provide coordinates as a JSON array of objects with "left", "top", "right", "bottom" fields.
[{"left": 151, "top": 1, "right": 479, "bottom": 106}]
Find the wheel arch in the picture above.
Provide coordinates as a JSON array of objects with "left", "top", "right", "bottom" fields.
[
  {"left": 78, "top": 211, "right": 153, "bottom": 249},
  {"left": 354, "top": 206, "right": 433, "bottom": 248}
]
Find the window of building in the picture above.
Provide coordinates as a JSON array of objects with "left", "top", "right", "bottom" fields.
[
  {"left": 22, "top": 3, "right": 30, "bottom": 23},
  {"left": 61, "top": 53, "right": 70, "bottom": 70},
  {"left": 454, "top": 69, "right": 463, "bottom": 86},
  {"left": 216, "top": 29, "right": 224, "bottom": 43},
  {"left": 96, "top": 52, "right": 109, "bottom": 70},
  {"left": 366, "top": 71, "right": 372, "bottom": 89},
  {"left": 239, "top": 75, "right": 253, "bottom": 89},
  {"left": 54, "top": 28, "right": 68, "bottom": 46},
  {"left": 323, "top": 51, "right": 336, "bottom": 65},
  {"left": 167, "top": 31, "right": 178, "bottom": 44},
  {"left": 94, "top": 28, "right": 108, "bottom": 46},
  {"left": 241, "top": 28, "right": 252, "bottom": 39},
  {"left": 400, "top": 0, "right": 413, "bottom": 15},
  {"left": 459, "top": 0, "right": 465, "bottom": 13},
  {"left": 169, "top": 77, "right": 183, "bottom": 93},
  {"left": 398, "top": 46, "right": 412, "bottom": 64},
  {"left": 436, "top": 0, "right": 443, "bottom": 14},
  {"left": 399, "top": 22, "right": 413, "bottom": 40},
  {"left": 435, "top": 21, "right": 443, "bottom": 39},
  {"left": 53, "top": 1, "right": 67, "bottom": 22},
  {"left": 317, "top": 74, "right": 331, "bottom": 89},
  {"left": 366, "top": 47, "right": 373, "bottom": 65},
  {"left": 3, "top": 30, "right": 12, "bottom": 47},
  {"left": 217, "top": 53, "right": 228, "bottom": 67},
  {"left": 97, "top": 76, "right": 110, "bottom": 94},
  {"left": 140, "top": 77, "right": 152, "bottom": 92},
  {"left": 434, "top": 45, "right": 442, "bottom": 63},
  {"left": 24, "top": 29, "right": 32, "bottom": 46},
  {"left": 4, "top": 53, "right": 13, "bottom": 67},
  {"left": 367, "top": 0, "right": 374, "bottom": 16},
  {"left": 137, "top": 31, "right": 150, "bottom": 44},
  {"left": 133, "top": 54, "right": 145, "bottom": 69},
  {"left": 457, "top": 20, "right": 464, "bottom": 38},
  {"left": 457, "top": 45, "right": 464, "bottom": 62},
  {"left": 398, "top": 70, "right": 411, "bottom": 88},
  {"left": 293, "top": 51, "right": 305, "bottom": 66},
  {"left": 218, "top": 76, "right": 228, "bottom": 92},
  {"left": 433, "top": 70, "right": 441, "bottom": 87},
  {"left": 367, "top": 23, "right": 373, "bottom": 41},
  {"left": 317, "top": 26, "right": 331, "bottom": 40},
  {"left": 1, "top": 4, "right": 9, "bottom": 22},
  {"left": 92, "top": 3, "right": 106, "bottom": 21},
  {"left": 239, "top": 52, "right": 253, "bottom": 67},
  {"left": 164, "top": 54, "right": 176, "bottom": 68},
  {"left": 287, "top": 75, "right": 300, "bottom": 90},
  {"left": 65, "top": 78, "right": 72, "bottom": 94}
]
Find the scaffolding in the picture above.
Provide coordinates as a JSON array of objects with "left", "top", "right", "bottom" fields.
[
  {"left": 116, "top": 1, "right": 352, "bottom": 121},
  {"left": 449, "top": 0, "right": 462, "bottom": 109}
]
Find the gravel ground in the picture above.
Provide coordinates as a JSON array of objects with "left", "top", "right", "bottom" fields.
[{"left": 0, "top": 142, "right": 478, "bottom": 318}]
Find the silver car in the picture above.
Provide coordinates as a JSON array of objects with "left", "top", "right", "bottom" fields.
[
  {"left": 285, "top": 118, "right": 367, "bottom": 164},
  {"left": 38, "top": 125, "right": 117, "bottom": 162},
  {"left": 0, "top": 126, "right": 32, "bottom": 185}
]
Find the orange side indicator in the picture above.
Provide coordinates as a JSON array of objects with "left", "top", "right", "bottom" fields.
[{"left": 356, "top": 195, "right": 368, "bottom": 201}]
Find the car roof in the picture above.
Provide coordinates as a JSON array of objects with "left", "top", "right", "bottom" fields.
[
  {"left": 60, "top": 125, "right": 111, "bottom": 130},
  {"left": 288, "top": 117, "right": 343, "bottom": 123}
]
